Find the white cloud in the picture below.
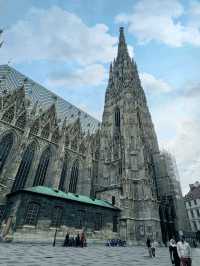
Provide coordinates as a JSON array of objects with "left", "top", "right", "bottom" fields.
[
  {"left": 0, "top": 6, "right": 117, "bottom": 65},
  {"left": 115, "top": 0, "right": 200, "bottom": 47},
  {"left": 151, "top": 82, "right": 200, "bottom": 194},
  {"left": 140, "top": 72, "right": 173, "bottom": 93},
  {"left": 46, "top": 64, "right": 107, "bottom": 88}
]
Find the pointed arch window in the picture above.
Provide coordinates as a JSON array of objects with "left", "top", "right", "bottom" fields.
[
  {"left": 71, "top": 137, "right": 77, "bottom": 151},
  {"left": 79, "top": 143, "right": 86, "bottom": 154},
  {"left": 30, "top": 119, "right": 39, "bottom": 135},
  {"left": 0, "top": 132, "right": 14, "bottom": 174},
  {"left": 12, "top": 142, "right": 36, "bottom": 192},
  {"left": 41, "top": 123, "right": 50, "bottom": 139},
  {"left": 15, "top": 112, "right": 26, "bottom": 129},
  {"left": 33, "top": 146, "right": 51, "bottom": 186},
  {"left": 59, "top": 153, "right": 68, "bottom": 191},
  {"left": 114, "top": 107, "right": 120, "bottom": 128},
  {"left": 69, "top": 160, "right": 79, "bottom": 193},
  {"left": 52, "top": 128, "right": 60, "bottom": 143},
  {"left": 2, "top": 106, "right": 15, "bottom": 123},
  {"left": 65, "top": 135, "right": 69, "bottom": 147}
]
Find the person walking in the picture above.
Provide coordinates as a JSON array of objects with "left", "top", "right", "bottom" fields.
[
  {"left": 169, "top": 239, "right": 180, "bottom": 266},
  {"left": 177, "top": 236, "right": 192, "bottom": 266},
  {"left": 80, "top": 231, "right": 86, "bottom": 247},
  {"left": 151, "top": 239, "right": 157, "bottom": 257},
  {"left": 146, "top": 237, "right": 152, "bottom": 257}
]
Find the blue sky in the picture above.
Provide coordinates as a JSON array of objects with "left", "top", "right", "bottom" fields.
[{"left": 0, "top": 0, "right": 200, "bottom": 193}]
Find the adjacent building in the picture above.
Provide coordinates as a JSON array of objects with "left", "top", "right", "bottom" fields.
[{"left": 185, "top": 181, "right": 200, "bottom": 232}]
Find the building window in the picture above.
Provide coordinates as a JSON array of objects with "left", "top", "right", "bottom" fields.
[
  {"left": 0, "top": 132, "right": 14, "bottom": 174},
  {"left": 193, "top": 221, "right": 198, "bottom": 231},
  {"left": 119, "top": 161, "right": 122, "bottom": 175},
  {"left": 196, "top": 209, "right": 200, "bottom": 217},
  {"left": 59, "top": 153, "right": 68, "bottom": 191},
  {"left": 51, "top": 206, "right": 63, "bottom": 228},
  {"left": 51, "top": 128, "right": 60, "bottom": 143},
  {"left": 2, "top": 106, "right": 14, "bottom": 123},
  {"left": 94, "top": 213, "right": 102, "bottom": 231},
  {"left": 30, "top": 119, "right": 39, "bottom": 135},
  {"left": 191, "top": 210, "right": 194, "bottom": 218},
  {"left": 41, "top": 123, "right": 50, "bottom": 139},
  {"left": 33, "top": 146, "right": 51, "bottom": 186},
  {"left": 77, "top": 210, "right": 86, "bottom": 229},
  {"left": 0, "top": 206, "right": 5, "bottom": 222},
  {"left": 194, "top": 199, "right": 197, "bottom": 205},
  {"left": 12, "top": 142, "right": 36, "bottom": 192},
  {"left": 114, "top": 107, "right": 120, "bottom": 128},
  {"left": 24, "top": 202, "right": 40, "bottom": 226},
  {"left": 15, "top": 112, "right": 26, "bottom": 129},
  {"left": 113, "top": 215, "right": 118, "bottom": 232},
  {"left": 189, "top": 201, "right": 191, "bottom": 207},
  {"left": 69, "top": 160, "right": 79, "bottom": 193}
]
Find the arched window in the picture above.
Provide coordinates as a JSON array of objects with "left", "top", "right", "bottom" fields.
[
  {"left": 24, "top": 202, "right": 40, "bottom": 226},
  {"left": 65, "top": 135, "right": 69, "bottom": 147},
  {"left": 59, "top": 154, "right": 68, "bottom": 191},
  {"left": 33, "top": 146, "right": 51, "bottom": 186},
  {"left": 30, "top": 119, "right": 39, "bottom": 135},
  {"left": 51, "top": 206, "right": 63, "bottom": 227},
  {"left": 2, "top": 106, "right": 15, "bottom": 123},
  {"left": 41, "top": 123, "right": 50, "bottom": 139},
  {"left": 79, "top": 143, "right": 86, "bottom": 154},
  {"left": 12, "top": 142, "right": 36, "bottom": 192},
  {"left": 71, "top": 137, "right": 77, "bottom": 151},
  {"left": 15, "top": 112, "right": 26, "bottom": 129},
  {"left": 114, "top": 107, "right": 120, "bottom": 128},
  {"left": 0, "top": 132, "right": 14, "bottom": 174},
  {"left": 69, "top": 160, "right": 79, "bottom": 193},
  {"left": 52, "top": 128, "right": 60, "bottom": 143}
]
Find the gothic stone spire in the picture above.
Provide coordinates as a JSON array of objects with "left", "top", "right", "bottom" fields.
[
  {"left": 106, "top": 27, "right": 141, "bottom": 97},
  {"left": 116, "top": 27, "right": 130, "bottom": 63}
]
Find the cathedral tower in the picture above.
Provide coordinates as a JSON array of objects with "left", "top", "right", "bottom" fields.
[{"left": 96, "top": 27, "right": 162, "bottom": 243}]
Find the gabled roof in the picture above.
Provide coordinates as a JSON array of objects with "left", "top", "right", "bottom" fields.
[
  {"left": 0, "top": 65, "right": 100, "bottom": 134},
  {"left": 18, "top": 186, "right": 120, "bottom": 210},
  {"left": 185, "top": 183, "right": 200, "bottom": 201}
]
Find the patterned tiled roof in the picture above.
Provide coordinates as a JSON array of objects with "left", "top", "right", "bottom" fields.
[{"left": 0, "top": 65, "right": 100, "bottom": 134}]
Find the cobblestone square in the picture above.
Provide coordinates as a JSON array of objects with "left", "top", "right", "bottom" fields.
[{"left": 0, "top": 244, "right": 200, "bottom": 266}]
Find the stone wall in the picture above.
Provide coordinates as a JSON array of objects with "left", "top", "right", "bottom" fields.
[{"left": 3, "top": 191, "right": 120, "bottom": 243}]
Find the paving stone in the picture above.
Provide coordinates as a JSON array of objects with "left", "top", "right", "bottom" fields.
[{"left": 0, "top": 244, "right": 200, "bottom": 266}]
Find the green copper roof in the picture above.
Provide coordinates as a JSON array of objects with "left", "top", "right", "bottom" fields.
[{"left": 23, "top": 186, "right": 119, "bottom": 210}]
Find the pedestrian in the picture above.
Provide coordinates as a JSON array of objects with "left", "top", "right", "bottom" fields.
[
  {"left": 146, "top": 237, "right": 152, "bottom": 257},
  {"left": 75, "top": 233, "right": 80, "bottom": 247},
  {"left": 80, "top": 231, "right": 86, "bottom": 247},
  {"left": 63, "top": 232, "right": 70, "bottom": 247},
  {"left": 169, "top": 238, "right": 180, "bottom": 266},
  {"left": 151, "top": 239, "right": 157, "bottom": 257},
  {"left": 177, "top": 236, "right": 192, "bottom": 266}
]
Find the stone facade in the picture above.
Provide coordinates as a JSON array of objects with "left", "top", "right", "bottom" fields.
[
  {"left": 185, "top": 181, "right": 200, "bottom": 233},
  {"left": 2, "top": 187, "right": 119, "bottom": 243},
  {"left": 0, "top": 27, "right": 189, "bottom": 244}
]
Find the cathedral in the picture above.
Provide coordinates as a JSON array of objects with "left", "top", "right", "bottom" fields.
[{"left": 0, "top": 28, "right": 189, "bottom": 244}]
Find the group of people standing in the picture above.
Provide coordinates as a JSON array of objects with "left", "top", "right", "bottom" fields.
[
  {"left": 169, "top": 236, "right": 192, "bottom": 266},
  {"left": 63, "top": 232, "right": 86, "bottom": 247},
  {"left": 146, "top": 236, "right": 192, "bottom": 266}
]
